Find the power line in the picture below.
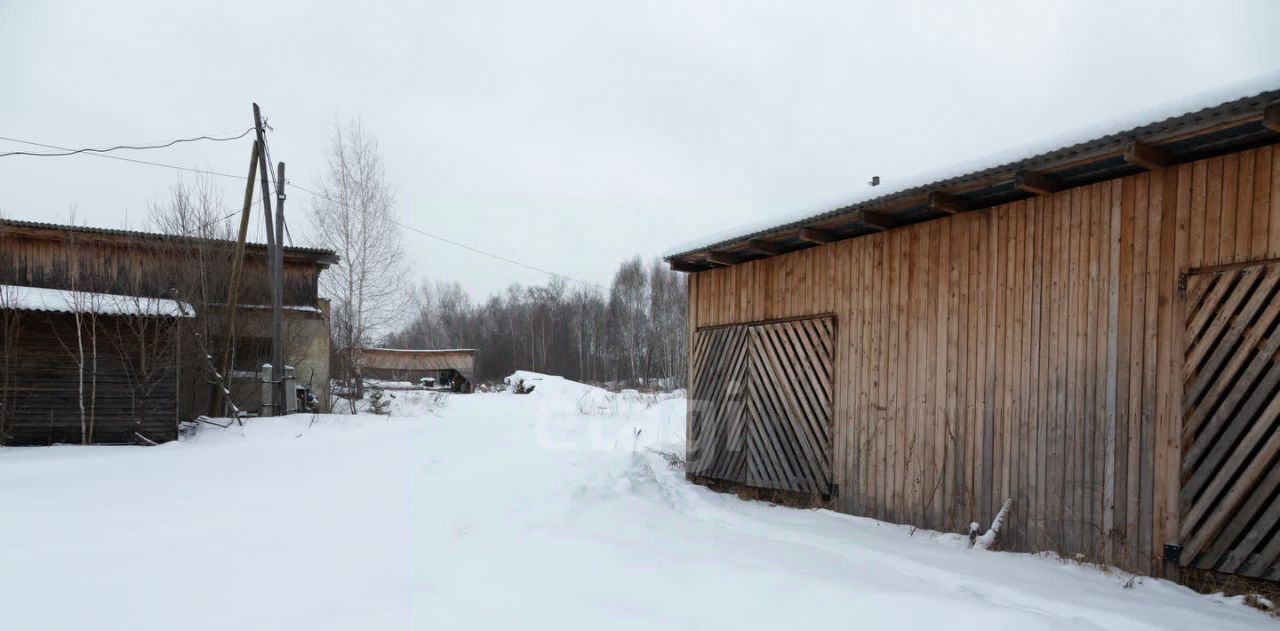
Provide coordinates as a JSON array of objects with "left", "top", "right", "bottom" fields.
[
  {"left": 285, "top": 181, "right": 605, "bottom": 290},
  {"left": 176, "top": 197, "right": 266, "bottom": 237},
  {"left": 390, "top": 216, "right": 605, "bottom": 290},
  {"left": 2, "top": 130, "right": 604, "bottom": 289},
  {"left": 0, "top": 128, "right": 253, "bottom": 158},
  {"left": 0, "top": 135, "right": 247, "bottom": 180},
  {"left": 0, "top": 133, "right": 264, "bottom": 237},
  {"left": 168, "top": 209, "right": 240, "bottom": 237}
]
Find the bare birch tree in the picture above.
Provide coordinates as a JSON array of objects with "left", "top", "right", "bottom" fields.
[
  {"left": 59, "top": 282, "right": 101, "bottom": 444},
  {"left": 648, "top": 259, "right": 687, "bottom": 385},
  {"left": 51, "top": 209, "right": 102, "bottom": 444},
  {"left": 309, "top": 121, "right": 407, "bottom": 406},
  {"left": 0, "top": 284, "right": 23, "bottom": 444},
  {"left": 608, "top": 257, "right": 650, "bottom": 384},
  {"left": 0, "top": 211, "right": 28, "bottom": 442}
]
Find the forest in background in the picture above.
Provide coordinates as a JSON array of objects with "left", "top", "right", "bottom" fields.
[
  {"left": 385, "top": 256, "right": 688, "bottom": 387},
  {"left": 301, "top": 122, "right": 688, "bottom": 391}
]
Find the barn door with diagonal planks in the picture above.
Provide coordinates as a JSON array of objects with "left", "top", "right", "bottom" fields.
[
  {"left": 1180, "top": 262, "right": 1280, "bottom": 579},
  {"left": 689, "top": 317, "right": 834, "bottom": 495},
  {"left": 688, "top": 325, "right": 751, "bottom": 483},
  {"left": 745, "top": 318, "right": 834, "bottom": 494}
]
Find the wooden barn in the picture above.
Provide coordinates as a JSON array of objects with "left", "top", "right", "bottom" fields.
[
  {"left": 0, "top": 219, "right": 338, "bottom": 444},
  {"left": 666, "top": 86, "right": 1280, "bottom": 585},
  {"left": 353, "top": 348, "right": 476, "bottom": 392}
]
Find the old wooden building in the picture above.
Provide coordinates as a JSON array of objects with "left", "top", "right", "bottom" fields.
[
  {"left": 666, "top": 86, "right": 1280, "bottom": 584},
  {"left": 353, "top": 348, "right": 476, "bottom": 392},
  {"left": 0, "top": 219, "right": 337, "bottom": 444},
  {"left": 0, "top": 284, "right": 190, "bottom": 444}
]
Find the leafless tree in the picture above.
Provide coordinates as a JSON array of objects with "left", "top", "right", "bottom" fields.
[
  {"left": 609, "top": 257, "right": 650, "bottom": 384},
  {"left": 386, "top": 256, "right": 687, "bottom": 390},
  {"left": 570, "top": 285, "right": 606, "bottom": 382},
  {"left": 59, "top": 287, "right": 101, "bottom": 444},
  {"left": 148, "top": 179, "right": 235, "bottom": 320},
  {"left": 648, "top": 259, "right": 688, "bottom": 385},
  {"left": 309, "top": 120, "right": 407, "bottom": 405},
  {"left": 0, "top": 284, "right": 23, "bottom": 444},
  {"left": 148, "top": 176, "right": 235, "bottom": 242},
  {"left": 51, "top": 209, "right": 102, "bottom": 444},
  {"left": 149, "top": 176, "right": 235, "bottom": 414},
  {"left": 98, "top": 291, "right": 185, "bottom": 443}
]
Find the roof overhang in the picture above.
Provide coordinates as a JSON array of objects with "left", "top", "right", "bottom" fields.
[
  {"left": 666, "top": 88, "right": 1280, "bottom": 272},
  {"left": 349, "top": 347, "right": 477, "bottom": 381},
  {"left": 0, "top": 219, "right": 340, "bottom": 268}
]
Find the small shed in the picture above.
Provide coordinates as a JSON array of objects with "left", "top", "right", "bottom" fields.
[
  {"left": 666, "top": 84, "right": 1280, "bottom": 585},
  {"left": 354, "top": 348, "right": 477, "bottom": 392},
  {"left": 0, "top": 285, "right": 191, "bottom": 445}
]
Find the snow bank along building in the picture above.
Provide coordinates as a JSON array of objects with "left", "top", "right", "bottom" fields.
[
  {"left": 352, "top": 348, "right": 476, "bottom": 393},
  {"left": 0, "top": 219, "right": 337, "bottom": 445},
  {"left": 666, "top": 85, "right": 1280, "bottom": 585}
]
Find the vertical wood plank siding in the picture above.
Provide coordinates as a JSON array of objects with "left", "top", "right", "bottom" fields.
[
  {"left": 0, "top": 230, "right": 324, "bottom": 307},
  {"left": 686, "top": 145, "right": 1280, "bottom": 576}
]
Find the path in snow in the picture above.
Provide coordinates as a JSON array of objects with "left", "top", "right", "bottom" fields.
[{"left": 0, "top": 373, "right": 1272, "bottom": 630}]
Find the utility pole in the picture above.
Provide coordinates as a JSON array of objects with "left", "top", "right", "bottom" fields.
[
  {"left": 209, "top": 139, "right": 260, "bottom": 416},
  {"left": 272, "top": 161, "right": 287, "bottom": 414},
  {"left": 252, "top": 103, "right": 281, "bottom": 416}
]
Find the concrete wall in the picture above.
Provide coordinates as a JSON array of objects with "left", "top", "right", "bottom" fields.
[{"left": 207, "top": 306, "right": 332, "bottom": 415}]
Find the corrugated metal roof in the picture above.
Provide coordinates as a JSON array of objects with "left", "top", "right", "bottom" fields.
[
  {"left": 665, "top": 82, "right": 1280, "bottom": 266},
  {"left": 0, "top": 218, "right": 338, "bottom": 262}
]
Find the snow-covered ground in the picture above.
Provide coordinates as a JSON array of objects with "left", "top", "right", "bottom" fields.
[{"left": 0, "top": 371, "right": 1272, "bottom": 630}]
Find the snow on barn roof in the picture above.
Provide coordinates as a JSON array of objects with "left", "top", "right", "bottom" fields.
[
  {"left": 0, "top": 285, "right": 194, "bottom": 318},
  {"left": 665, "top": 72, "right": 1280, "bottom": 269},
  {"left": 362, "top": 348, "right": 477, "bottom": 353},
  {"left": 232, "top": 304, "right": 324, "bottom": 314}
]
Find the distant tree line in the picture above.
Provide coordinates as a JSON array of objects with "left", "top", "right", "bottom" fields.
[
  {"left": 385, "top": 256, "right": 688, "bottom": 387},
  {"left": 299, "top": 123, "right": 688, "bottom": 390}
]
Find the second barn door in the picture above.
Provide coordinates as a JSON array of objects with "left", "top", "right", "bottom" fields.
[
  {"left": 1179, "top": 262, "right": 1280, "bottom": 579},
  {"left": 744, "top": 317, "right": 835, "bottom": 494}
]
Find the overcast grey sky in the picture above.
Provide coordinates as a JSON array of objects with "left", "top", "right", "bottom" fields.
[{"left": 2, "top": 0, "right": 1279, "bottom": 298}]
